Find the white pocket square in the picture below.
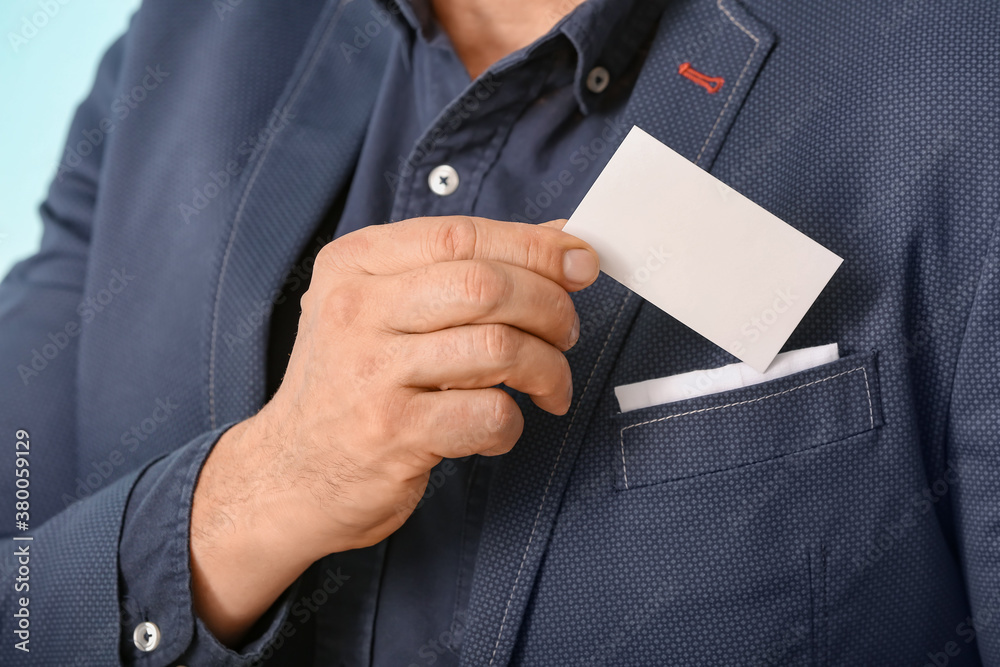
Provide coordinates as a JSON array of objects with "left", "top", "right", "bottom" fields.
[{"left": 614, "top": 343, "right": 840, "bottom": 413}]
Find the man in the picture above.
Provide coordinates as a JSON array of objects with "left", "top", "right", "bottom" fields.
[{"left": 2, "top": 0, "right": 999, "bottom": 664}]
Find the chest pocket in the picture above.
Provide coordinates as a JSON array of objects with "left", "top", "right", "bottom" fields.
[{"left": 613, "top": 351, "right": 883, "bottom": 490}]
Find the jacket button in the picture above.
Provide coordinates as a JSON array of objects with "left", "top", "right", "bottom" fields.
[{"left": 133, "top": 621, "right": 161, "bottom": 652}]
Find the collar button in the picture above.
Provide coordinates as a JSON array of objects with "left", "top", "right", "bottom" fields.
[{"left": 586, "top": 66, "right": 610, "bottom": 94}]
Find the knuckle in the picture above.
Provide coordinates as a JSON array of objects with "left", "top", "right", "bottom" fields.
[
  {"left": 372, "top": 392, "right": 411, "bottom": 443},
  {"left": 314, "top": 239, "right": 339, "bottom": 268},
  {"left": 555, "top": 353, "right": 573, "bottom": 397},
  {"left": 430, "top": 216, "right": 479, "bottom": 262},
  {"left": 354, "top": 342, "right": 402, "bottom": 388},
  {"left": 479, "top": 324, "right": 520, "bottom": 366},
  {"left": 553, "top": 291, "right": 578, "bottom": 335},
  {"left": 316, "top": 234, "right": 363, "bottom": 274},
  {"left": 478, "top": 391, "right": 523, "bottom": 455},
  {"left": 316, "top": 237, "right": 340, "bottom": 264},
  {"left": 520, "top": 230, "right": 551, "bottom": 275},
  {"left": 485, "top": 389, "right": 516, "bottom": 434},
  {"left": 538, "top": 351, "right": 572, "bottom": 399},
  {"left": 299, "top": 284, "right": 318, "bottom": 317},
  {"left": 461, "top": 261, "right": 508, "bottom": 312},
  {"left": 318, "top": 281, "right": 365, "bottom": 329}
]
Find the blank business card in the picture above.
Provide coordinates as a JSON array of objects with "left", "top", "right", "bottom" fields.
[{"left": 564, "top": 126, "right": 843, "bottom": 373}]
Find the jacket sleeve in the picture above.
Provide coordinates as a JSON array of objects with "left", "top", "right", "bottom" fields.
[
  {"left": 0, "top": 26, "right": 300, "bottom": 667},
  {"left": 948, "top": 225, "right": 1000, "bottom": 665}
]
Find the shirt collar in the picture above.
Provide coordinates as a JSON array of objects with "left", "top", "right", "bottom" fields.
[
  {"left": 380, "top": 0, "right": 665, "bottom": 115},
  {"left": 557, "top": 0, "right": 662, "bottom": 113}
]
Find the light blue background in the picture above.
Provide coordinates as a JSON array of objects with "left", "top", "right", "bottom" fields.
[{"left": 1, "top": 0, "right": 142, "bottom": 278}]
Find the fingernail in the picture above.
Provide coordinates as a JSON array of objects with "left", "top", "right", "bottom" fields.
[
  {"left": 568, "top": 313, "right": 580, "bottom": 348},
  {"left": 563, "top": 248, "right": 599, "bottom": 285}
]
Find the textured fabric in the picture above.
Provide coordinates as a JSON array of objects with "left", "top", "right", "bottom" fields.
[
  {"left": 266, "top": 1, "right": 659, "bottom": 663},
  {"left": 463, "top": 0, "right": 1000, "bottom": 665},
  {"left": 0, "top": 0, "right": 998, "bottom": 665},
  {"left": 116, "top": 1, "right": 394, "bottom": 664},
  {"left": 0, "top": 1, "right": 391, "bottom": 665},
  {"left": 495, "top": 1, "right": 1000, "bottom": 664}
]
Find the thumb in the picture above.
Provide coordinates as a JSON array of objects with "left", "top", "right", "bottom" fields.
[{"left": 539, "top": 218, "right": 568, "bottom": 231}]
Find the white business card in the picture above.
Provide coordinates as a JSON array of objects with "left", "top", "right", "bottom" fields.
[{"left": 564, "top": 126, "right": 843, "bottom": 373}]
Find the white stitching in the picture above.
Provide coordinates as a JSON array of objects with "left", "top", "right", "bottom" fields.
[
  {"left": 207, "top": 1, "right": 349, "bottom": 428},
  {"left": 694, "top": 0, "right": 761, "bottom": 166},
  {"left": 619, "top": 366, "right": 874, "bottom": 489},
  {"left": 860, "top": 367, "right": 874, "bottom": 428},
  {"left": 620, "top": 420, "right": 631, "bottom": 489},
  {"left": 489, "top": 294, "right": 632, "bottom": 665}
]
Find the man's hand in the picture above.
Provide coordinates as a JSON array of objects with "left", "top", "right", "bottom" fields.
[{"left": 190, "top": 216, "right": 599, "bottom": 645}]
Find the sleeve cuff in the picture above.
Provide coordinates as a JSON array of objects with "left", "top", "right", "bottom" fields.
[{"left": 118, "top": 423, "right": 304, "bottom": 666}]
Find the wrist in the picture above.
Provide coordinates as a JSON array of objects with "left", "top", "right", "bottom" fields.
[
  {"left": 189, "top": 417, "right": 319, "bottom": 645},
  {"left": 194, "top": 415, "right": 325, "bottom": 568}
]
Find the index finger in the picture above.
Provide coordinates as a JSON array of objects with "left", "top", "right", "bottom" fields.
[{"left": 327, "top": 216, "right": 601, "bottom": 291}]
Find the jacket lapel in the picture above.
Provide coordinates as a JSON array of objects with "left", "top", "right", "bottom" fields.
[
  {"left": 461, "top": 1, "right": 776, "bottom": 664},
  {"left": 207, "top": 0, "right": 393, "bottom": 428}
]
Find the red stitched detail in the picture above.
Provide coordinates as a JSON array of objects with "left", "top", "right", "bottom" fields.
[{"left": 678, "top": 62, "right": 725, "bottom": 94}]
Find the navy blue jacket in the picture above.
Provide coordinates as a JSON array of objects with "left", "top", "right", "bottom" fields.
[{"left": 2, "top": 0, "right": 999, "bottom": 664}]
